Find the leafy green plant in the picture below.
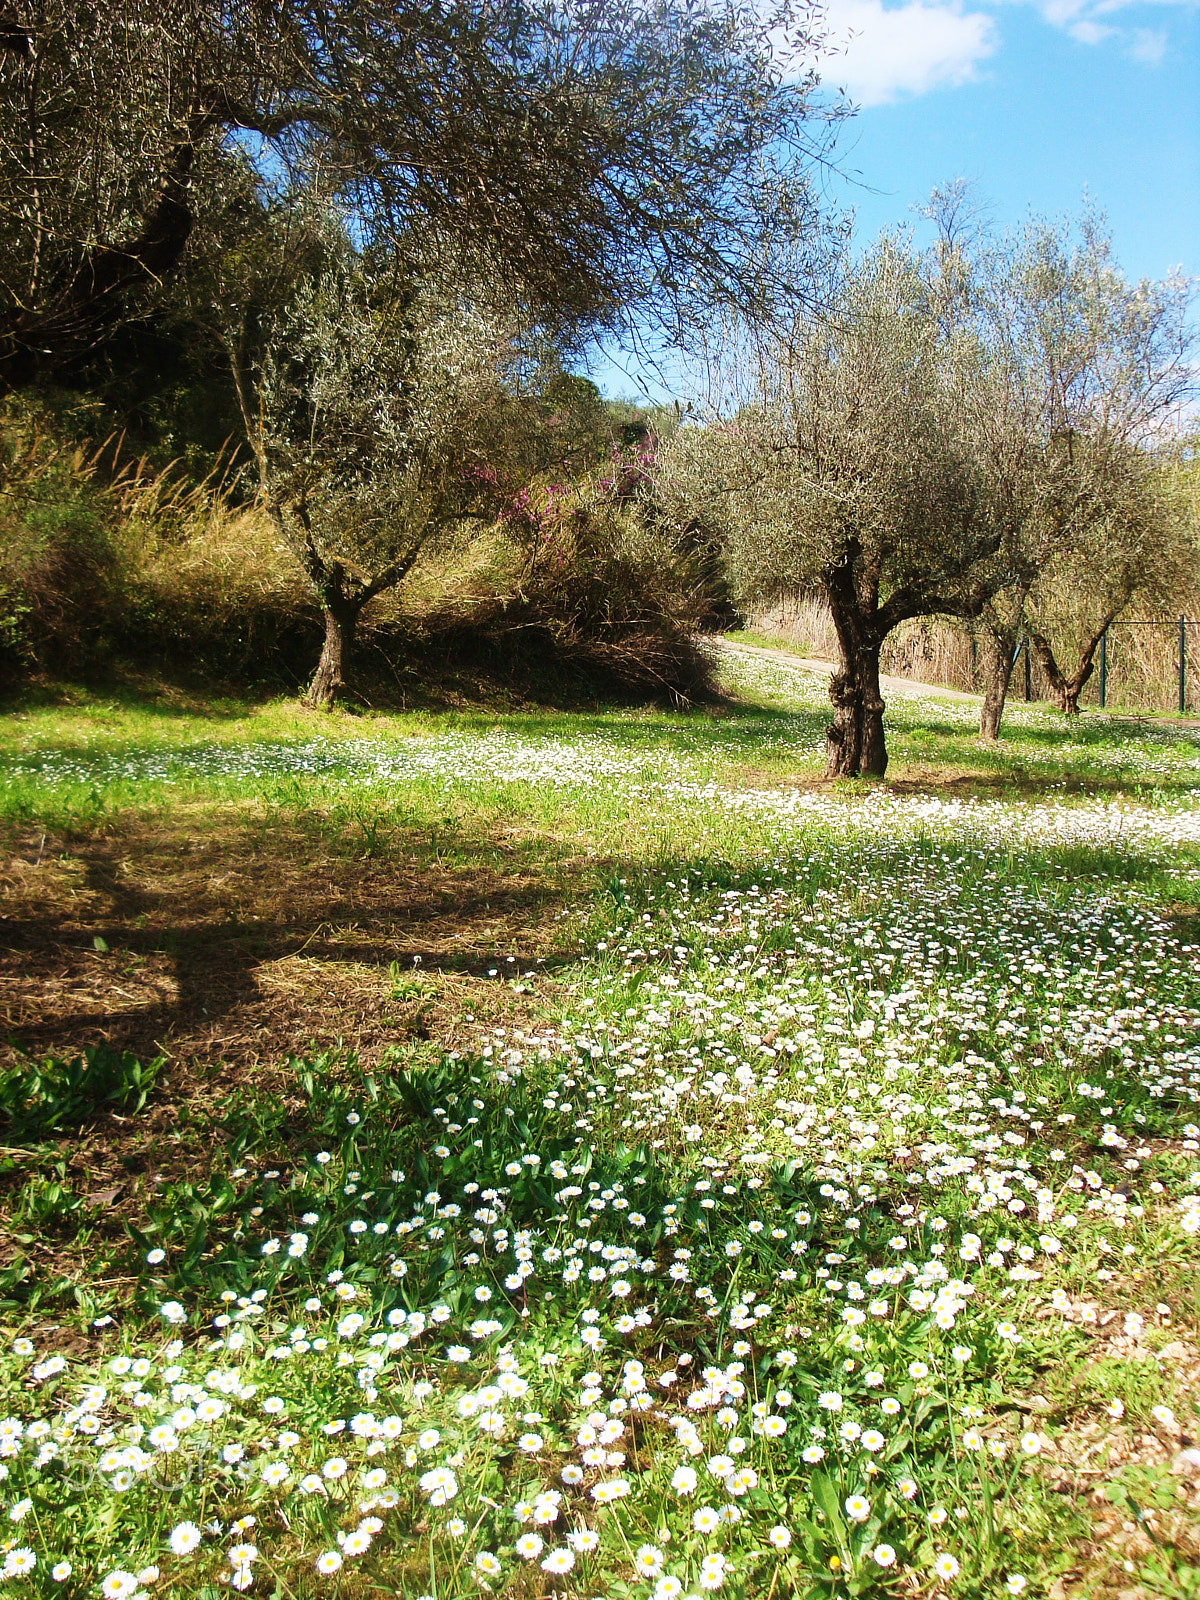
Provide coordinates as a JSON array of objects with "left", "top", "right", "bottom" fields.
[{"left": 0, "top": 1045, "right": 163, "bottom": 1139}]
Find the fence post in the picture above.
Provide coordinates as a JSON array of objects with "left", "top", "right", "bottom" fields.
[
  {"left": 1024, "top": 638, "right": 1031, "bottom": 703},
  {"left": 1182, "top": 616, "right": 1188, "bottom": 716},
  {"left": 1099, "top": 629, "right": 1107, "bottom": 709}
]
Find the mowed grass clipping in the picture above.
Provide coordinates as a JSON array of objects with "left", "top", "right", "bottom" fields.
[{"left": 0, "top": 651, "right": 1199, "bottom": 1600}]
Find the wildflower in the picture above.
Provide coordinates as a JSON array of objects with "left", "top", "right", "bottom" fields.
[
  {"left": 699, "top": 1551, "right": 728, "bottom": 1590},
  {"left": 475, "top": 1551, "right": 501, "bottom": 1576},
  {"left": 672, "top": 1465, "right": 698, "bottom": 1494},
  {"left": 4, "top": 1550, "right": 36, "bottom": 1577},
  {"left": 933, "top": 1554, "right": 961, "bottom": 1580},
  {"left": 693, "top": 1506, "right": 722, "bottom": 1534},
  {"left": 874, "top": 1546, "right": 897, "bottom": 1567},
  {"left": 1020, "top": 1433, "right": 1042, "bottom": 1455},
  {"left": 542, "top": 1548, "right": 576, "bottom": 1574},
  {"left": 514, "top": 1533, "right": 544, "bottom": 1561},
  {"left": 314, "top": 1551, "right": 343, "bottom": 1575},
  {"left": 1006, "top": 1578, "right": 1028, "bottom": 1595},
  {"left": 567, "top": 1529, "right": 601, "bottom": 1553},
  {"left": 170, "top": 1522, "right": 202, "bottom": 1556},
  {"left": 418, "top": 1466, "right": 458, "bottom": 1504},
  {"left": 768, "top": 1526, "right": 792, "bottom": 1549},
  {"left": 634, "top": 1546, "right": 666, "bottom": 1578},
  {"left": 101, "top": 1574, "right": 139, "bottom": 1600},
  {"left": 655, "top": 1579, "right": 684, "bottom": 1600},
  {"left": 52, "top": 1562, "right": 72, "bottom": 1581},
  {"left": 845, "top": 1495, "right": 871, "bottom": 1523}
]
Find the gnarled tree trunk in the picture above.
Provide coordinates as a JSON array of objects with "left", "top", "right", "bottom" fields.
[
  {"left": 827, "top": 648, "right": 887, "bottom": 777},
  {"left": 825, "top": 564, "right": 887, "bottom": 777},
  {"left": 1029, "top": 615, "right": 1116, "bottom": 716},
  {"left": 307, "top": 596, "right": 361, "bottom": 709}
]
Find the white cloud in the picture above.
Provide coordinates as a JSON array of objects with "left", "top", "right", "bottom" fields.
[
  {"left": 1026, "top": 0, "right": 1194, "bottom": 60},
  {"left": 1128, "top": 24, "right": 1168, "bottom": 59},
  {"left": 1067, "top": 16, "right": 1116, "bottom": 38},
  {"left": 819, "top": 0, "right": 998, "bottom": 105}
]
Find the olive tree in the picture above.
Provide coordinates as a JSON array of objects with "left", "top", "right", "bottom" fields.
[
  {"left": 921, "top": 195, "right": 1195, "bottom": 735},
  {"left": 1024, "top": 452, "right": 1196, "bottom": 715},
  {"left": 237, "top": 237, "right": 529, "bottom": 706},
  {"left": 662, "top": 237, "right": 1001, "bottom": 777},
  {"left": 0, "top": 0, "right": 835, "bottom": 388}
]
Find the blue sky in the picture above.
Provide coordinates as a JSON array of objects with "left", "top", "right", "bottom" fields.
[{"left": 589, "top": 0, "right": 1199, "bottom": 401}]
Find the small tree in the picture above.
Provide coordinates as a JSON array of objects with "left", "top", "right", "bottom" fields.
[
  {"left": 920, "top": 194, "right": 1195, "bottom": 736},
  {"left": 1026, "top": 453, "right": 1195, "bottom": 714},
  {"left": 662, "top": 237, "right": 1001, "bottom": 777},
  {"left": 237, "top": 239, "right": 528, "bottom": 706}
]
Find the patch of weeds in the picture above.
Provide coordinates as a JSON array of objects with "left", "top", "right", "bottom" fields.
[
  {"left": 1063, "top": 1353, "right": 1168, "bottom": 1424},
  {"left": 0, "top": 1045, "right": 163, "bottom": 1139}
]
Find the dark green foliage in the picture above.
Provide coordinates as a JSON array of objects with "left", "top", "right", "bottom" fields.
[{"left": 0, "top": 1046, "right": 163, "bottom": 1140}]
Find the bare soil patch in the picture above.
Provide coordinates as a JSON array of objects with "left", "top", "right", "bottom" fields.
[{"left": 0, "top": 808, "right": 589, "bottom": 1072}]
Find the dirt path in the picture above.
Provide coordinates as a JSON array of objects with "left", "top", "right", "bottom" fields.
[
  {"left": 718, "top": 637, "right": 1200, "bottom": 730},
  {"left": 716, "top": 637, "right": 983, "bottom": 704}
]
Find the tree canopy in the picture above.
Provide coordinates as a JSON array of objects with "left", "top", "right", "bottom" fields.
[{"left": 0, "top": 0, "right": 834, "bottom": 387}]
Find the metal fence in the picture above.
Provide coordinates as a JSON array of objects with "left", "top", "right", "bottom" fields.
[{"left": 1012, "top": 617, "right": 1199, "bottom": 715}]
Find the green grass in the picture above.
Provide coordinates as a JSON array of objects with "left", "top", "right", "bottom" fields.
[{"left": 1, "top": 657, "right": 1199, "bottom": 1600}]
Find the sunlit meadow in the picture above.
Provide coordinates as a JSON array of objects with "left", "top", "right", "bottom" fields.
[{"left": 2, "top": 650, "right": 1200, "bottom": 1600}]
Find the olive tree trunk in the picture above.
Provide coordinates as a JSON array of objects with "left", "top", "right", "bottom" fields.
[
  {"left": 307, "top": 598, "right": 362, "bottom": 709},
  {"left": 823, "top": 553, "right": 889, "bottom": 778},
  {"left": 826, "top": 649, "right": 887, "bottom": 777},
  {"left": 979, "top": 629, "right": 1018, "bottom": 740},
  {"left": 1029, "top": 614, "right": 1117, "bottom": 717},
  {"left": 824, "top": 572, "right": 888, "bottom": 777}
]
